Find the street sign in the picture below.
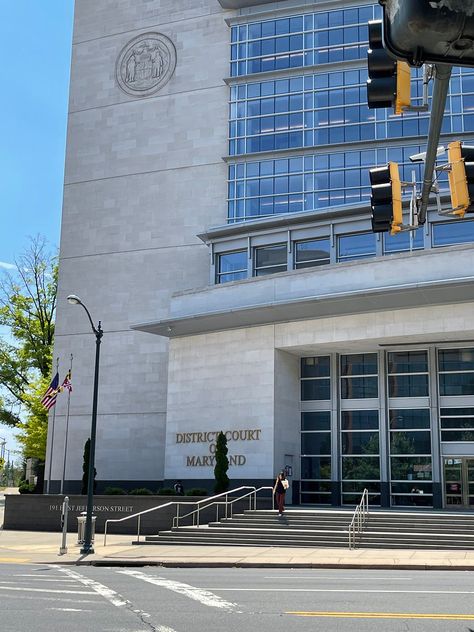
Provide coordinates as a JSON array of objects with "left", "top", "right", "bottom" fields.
[{"left": 380, "top": 0, "right": 474, "bottom": 67}]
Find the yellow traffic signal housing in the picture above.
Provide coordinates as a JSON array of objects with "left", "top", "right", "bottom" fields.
[
  {"left": 367, "top": 21, "right": 411, "bottom": 115},
  {"left": 395, "top": 61, "right": 411, "bottom": 115},
  {"left": 447, "top": 141, "right": 474, "bottom": 217},
  {"left": 389, "top": 162, "right": 403, "bottom": 233},
  {"left": 370, "top": 162, "right": 403, "bottom": 235}
]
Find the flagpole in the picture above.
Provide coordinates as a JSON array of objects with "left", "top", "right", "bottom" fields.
[
  {"left": 60, "top": 354, "right": 73, "bottom": 495},
  {"left": 46, "top": 357, "right": 59, "bottom": 494}
]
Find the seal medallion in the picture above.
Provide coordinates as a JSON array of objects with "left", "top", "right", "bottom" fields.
[{"left": 116, "top": 32, "right": 177, "bottom": 97}]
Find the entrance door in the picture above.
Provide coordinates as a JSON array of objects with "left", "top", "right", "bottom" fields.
[{"left": 444, "top": 458, "right": 474, "bottom": 507}]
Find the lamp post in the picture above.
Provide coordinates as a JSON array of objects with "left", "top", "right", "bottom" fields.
[{"left": 67, "top": 294, "right": 103, "bottom": 555}]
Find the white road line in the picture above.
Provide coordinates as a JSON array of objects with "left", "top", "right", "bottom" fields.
[
  {"left": 5, "top": 578, "right": 77, "bottom": 583},
  {"left": 47, "top": 608, "right": 92, "bottom": 612},
  {"left": 157, "top": 627, "right": 179, "bottom": 632},
  {"left": 0, "top": 594, "right": 101, "bottom": 604},
  {"left": 52, "top": 567, "right": 129, "bottom": 608},
  {"left": 0, "top": 586, "right": 95, "bottom": 594},
  {"left": 118, "top": 570, "right": 237, "bottom": 612},
  {"left": 206, "top": 588, "right": 474, "bottom": 595}
]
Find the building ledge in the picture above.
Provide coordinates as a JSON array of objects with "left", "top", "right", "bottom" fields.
[
  {"left": 131, "top": 244, "right": 474, "bottom": 338},
  {"left": 218, "top": 0, "right": 279, "bottom": 8}
]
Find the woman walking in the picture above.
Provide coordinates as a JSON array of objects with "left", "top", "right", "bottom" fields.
[{"left": 273, "top": 471, "right": 289, "bottom": 516}]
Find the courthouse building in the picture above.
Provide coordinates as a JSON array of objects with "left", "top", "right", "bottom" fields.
[{"left": 47, "top": 0, "right": 474, "bottom": 508}]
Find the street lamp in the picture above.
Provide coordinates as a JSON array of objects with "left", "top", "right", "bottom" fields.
[{"left": 67, "top": 294, "right": 103, "bottom": 555}]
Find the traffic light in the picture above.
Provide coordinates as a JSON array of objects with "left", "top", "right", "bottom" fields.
[
  {"left": 367, "top": 20, "right": 411, "bottom": 114},
  {"left": 447, "top": 141, "right": 474, "bottom": 217},
  {"left": 380, "top": 0, "right": 474, "bottom": 69},
  {"left": 370, "top": 162, "right": 403, "bottom": 234}
]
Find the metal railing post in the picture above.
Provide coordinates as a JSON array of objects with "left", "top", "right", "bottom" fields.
[
  {"left": 137, "top": 515, "right": 141, "bottom": 543},
  {"left": 176, "top": 503, "right": 180, "bottom": 528}
]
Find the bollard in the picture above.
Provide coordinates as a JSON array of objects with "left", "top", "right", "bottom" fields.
[{"left": 59, "top": 497, "right": 69, "bottom": 555}]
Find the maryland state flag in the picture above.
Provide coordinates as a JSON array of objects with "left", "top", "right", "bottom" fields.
[
  {"left": 61, "top": 370, "right": 73, "bottom": 393},
  {"left": 41, "top": 372, "right": 59, "bottom": 410}
]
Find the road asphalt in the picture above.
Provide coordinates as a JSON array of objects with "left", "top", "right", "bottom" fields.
[{"left": 2, "top": 488, "right": 474, "bottom": 569}]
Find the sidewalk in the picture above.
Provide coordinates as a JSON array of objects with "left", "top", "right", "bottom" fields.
[{"left": 2, "top": 491, "right": 474, "bottom": 569}]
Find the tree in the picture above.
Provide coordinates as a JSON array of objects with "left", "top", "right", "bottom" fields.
[
  {"left": 0, "top": 237, "right": 57, "bottom": 459},
  {"left": 81, "top": 438, "right": 97, "bottom": 495},
  {"left": 214, "top": 431, "right": 229, "bottom": 494}
]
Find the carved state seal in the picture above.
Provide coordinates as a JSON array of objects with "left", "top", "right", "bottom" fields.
[{"left": 116, "top": 32, "right": 177, "bottom": 97}]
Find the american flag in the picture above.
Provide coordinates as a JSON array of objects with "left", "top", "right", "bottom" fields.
[
  {"left": 61, "top": 370, "right": 73, "bottom": 393},
  {"left": 41, "top": 372, "right": 59, "bottom": 410}
]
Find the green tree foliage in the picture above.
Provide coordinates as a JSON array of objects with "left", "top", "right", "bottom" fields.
[
  {"left": 81, "top": 438, "right": 97, "bottom": 495},
  {"left": 214, "top": 431, "right": 230, "bottom": 494},
  {"left": 0, "top": 237, "right": 57, "bottom": 460}
]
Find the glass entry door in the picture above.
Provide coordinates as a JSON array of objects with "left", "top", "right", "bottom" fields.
[{"left": 444, "top": 458, "right": 474, "bottom": 507}]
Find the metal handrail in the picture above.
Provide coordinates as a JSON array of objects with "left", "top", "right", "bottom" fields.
[
  {"left": 348, "top": 488, "right": 369, "bottom": 549},
  {"left": 103, "top": 485, "right": 267, "bottom": 546},
  {"left": 173, "top": 485, "right": 274, "bottom": 529}
]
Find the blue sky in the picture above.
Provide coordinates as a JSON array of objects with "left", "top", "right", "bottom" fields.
[{"left": 0, "top": 1, "right": 75, "bottom": 459}]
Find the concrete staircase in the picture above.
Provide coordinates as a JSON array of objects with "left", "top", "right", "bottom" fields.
[{"left": 142, "top": 509, "right": 474, "bottom": 549}]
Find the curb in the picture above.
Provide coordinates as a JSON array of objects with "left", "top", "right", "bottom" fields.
[{"left": 36, "top": 559, "right": 474, "bottom": 571}]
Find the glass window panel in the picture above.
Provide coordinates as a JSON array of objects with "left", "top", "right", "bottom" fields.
[
  {"left": 342, "top": 457, "right": 380, "bottom": 480},
  {"left": 218, "top": 250, "right": 247, "bottom": 274},
  {"left": 390, "top": 409, "right": 431, "bottom": 430},
  {"left": 255, "top": 244, "right": 286, "bottom": 267},
  {"left": 388, "top": 375, "right": 429, "bottom": 398},
  {"left": 439, "top": 348, "right": 474, "bottom": 371},
  {"left": 301, "top": 411, "right": 331, "bottom": 431},
  {"left": 342, "top": 432, "right": 379, "bottom": 455},
  {"left": 301, "top": 433, "right": 331, "bottom": 455},
  {"left": 341, "top": 353, "right": 378, "bottom": 376},
  {"left": 390, "top": 431, "right": 431, "bottom": 455},
  {"left": 341, "top": 377, "right": 378, "bottom": 399},
  {"left": 295, "top": 238, "right": 330, "bottom": 268},
  {"left": 432, "top": 220, "right": 474, "bottom": 246},
  {"left": 442, "top": 430, "right": 474, "bottom": 441},
  {"left": 300, "top": 481, "right": 332, "bottom": 493},
  {"left": 301, "top": 379, "right": 331, "bottom": 401},
  {"left": 384, "top": 228, "right": 424, "bottom": 253},
  {"left": 390, "top": 456, "right": 432, "bottom": 480},
  {"left": 301, "top": 457, "right": 331, "bottom": 479},
  {"left": 341, "top": 410, "right": 379, "bottom": 431},
  {"left": 440, "top": 373, "right": 474, "bottom": 396},
  {"left": 338, "top": 232, "right": 376, "bottom": 261},
  {"left": 301, "top": 356, "right": 330, "bottom": 378}
]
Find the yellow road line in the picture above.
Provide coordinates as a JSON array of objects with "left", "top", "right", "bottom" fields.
[{"left": 286, "top": 611, "right": 474, "bottom": 620}]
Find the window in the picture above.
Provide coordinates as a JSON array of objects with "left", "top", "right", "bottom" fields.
[
  {"left": 300, "top": 408, "right": 331, "bottom": 504},
  {"left": 217, "top": 250, "right": 247, "bottom": 284},
  {"left": 229, "top": 6, "right": 380, "bottom": 78},
  {"left": 440, "top": 408, "right": 474, "bottom": 442},
  {"left": 341, "top": 353, "right": 378, "bottom": 399},
  {"left": 254, "top": 243, "right": 287, "bottom": 276},
  {"left": 387, "top": 351, "right": 429, "bottom": 398},
  {"left": 301, "top": 356, "right": 330, "bottom": 400},
  {"left": 384, "top": 228, "right": 424, "bottom": 253},
  {"left": 294, "top": 238, "right": 330, "bottom": 269},
  {"left": 439, "top": 348, "right": 474, "bottom": 396},
  {"left": 389, "top": 408, "right": 432, "bottom": 506},
  {"left": 337, "top": 232, "right": 376, "bottom": 262},
  {"left": 432, "top": 220, "right": 474, "bottom": 247}
]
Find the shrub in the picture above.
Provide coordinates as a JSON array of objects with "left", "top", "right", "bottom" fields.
[
  {"left": 129, "top": 488, "right": 153, "bottom": 495},
  {"left": 104, "top": 487, "right": 127, "bottom": 495},
  {"left": 18, "top": 480, "right": 35, "bottom": 494},
  {"left": 185, "top": 488, "right": 208, "bottom": 496},
  {"left": 158, "top": 488, "right": 176, "bottom": 495}
]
